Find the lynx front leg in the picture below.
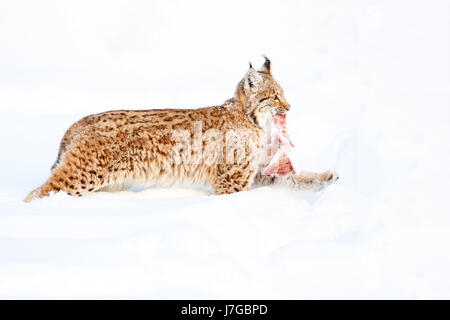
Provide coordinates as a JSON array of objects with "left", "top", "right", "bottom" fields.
[
  {"left": 254, "top": 170, "right": 339, "bottom": 191},
  {"left": 288, "top": 170, "right": 339, "bottom": 191},
  {"left": 212, "top": 163, "right": 257, "bottom": 195}
]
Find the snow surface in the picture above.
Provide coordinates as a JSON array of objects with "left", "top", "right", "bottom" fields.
[{"left": 0, "top": 0, "right": 449, "bottom": 298}]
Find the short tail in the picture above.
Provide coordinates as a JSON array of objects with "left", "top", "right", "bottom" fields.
[
  {"left": 50, "top": 152, "right": 61, "bottom": 170},
  {"left": 24, "top": 180, "right": 59, "bottom": 203}
]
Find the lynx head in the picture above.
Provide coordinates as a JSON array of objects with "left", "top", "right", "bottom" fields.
[{"left": 235, "top": 56, "right": 291, "bottom": 127}]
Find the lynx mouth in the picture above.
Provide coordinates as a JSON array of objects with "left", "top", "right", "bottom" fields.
[{"left": 276, "top": 107, "right": 287, "bottom": 115}]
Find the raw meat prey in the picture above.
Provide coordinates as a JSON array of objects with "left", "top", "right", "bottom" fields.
[{"left": 263, "top": 114, "right": 296, "bottom": 177}]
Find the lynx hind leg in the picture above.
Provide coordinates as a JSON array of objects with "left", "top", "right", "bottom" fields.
[
  {"left": 24, "top": 182, "right": 57, "bottom": 202},
  {"left": 212, "top": 164, "right": 257, "bottom": 195},
  {"left": 25, "top": 145, "right": 110, "bottom": 202},
  {"left": 287, "top": 170, "right": 339, "bottom": 191},
  {"left": 25, "top": 166, "right": 101, "bottom": 202}
]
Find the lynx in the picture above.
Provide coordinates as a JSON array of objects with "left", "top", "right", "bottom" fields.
[{"left": 25, "top": 57, "right": 338, "bottom": 202}]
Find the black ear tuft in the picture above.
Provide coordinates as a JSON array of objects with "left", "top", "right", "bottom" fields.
[
  {"left": 249, "top": 61, "right": 253, "bottom": 69},
  {"left": 259, "top": 55, "right": 271, "bottom": 74}
]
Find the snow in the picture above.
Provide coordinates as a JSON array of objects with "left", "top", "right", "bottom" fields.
[{"left": 0, "top": 0, "right": 449, "bottom": 298}]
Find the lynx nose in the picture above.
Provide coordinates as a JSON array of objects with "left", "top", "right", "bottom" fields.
[
  {"left": 276, "top": 106, "right": 288, "bottom": 115},
  {"left": 284, "top": 103, "right": 291, "bottom": 112}
]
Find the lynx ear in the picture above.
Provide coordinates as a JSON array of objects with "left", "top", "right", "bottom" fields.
[
  {"left": 258, "top": 55, "right": 271, "bottom": 74},
  {"left": 244, "top": 66, "right": 262, "bottom": 92}
]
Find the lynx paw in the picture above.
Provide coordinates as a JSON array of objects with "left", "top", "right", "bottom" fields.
[
  {"left": 316, "top": 170, "right": 339, "bottom": 190},
  {"left": 324, "top": 170, "right": 339, "bottom": 182},
  {"left": 297, "top": 170, "right": 339, "bottom": 191}
]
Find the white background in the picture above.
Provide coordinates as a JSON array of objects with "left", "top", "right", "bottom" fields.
[{"left": 0, "top": 0, "right": 449, "bottom": 298}]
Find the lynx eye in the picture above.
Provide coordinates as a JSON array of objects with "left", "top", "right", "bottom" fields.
[{"left": 260, "top": 96, "right": 279, "bottom": 103}]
